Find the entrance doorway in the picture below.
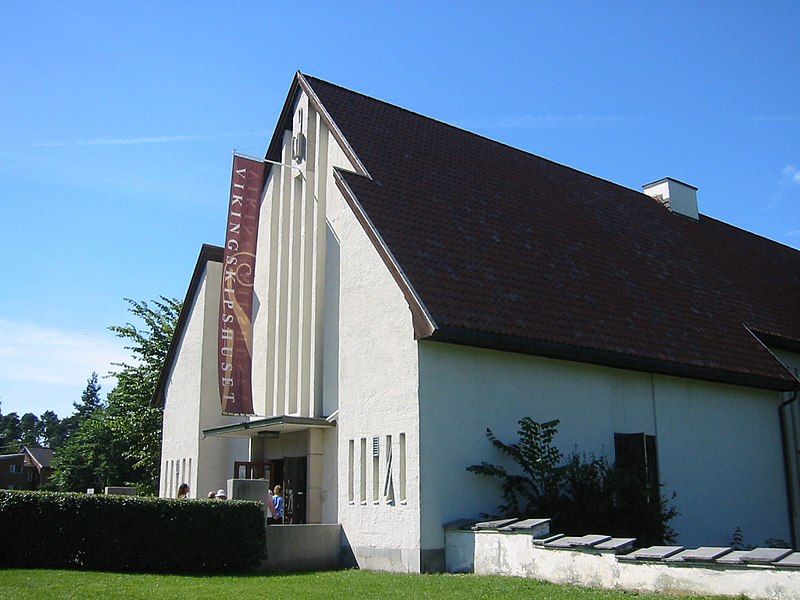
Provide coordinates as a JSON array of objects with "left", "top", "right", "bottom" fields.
[
  {"left": 232, "top": 456, "right": 307, "bottom": 523},
  {"left": 283, "top": 456, "right": 307, "bottom": 524},
  {"left": 233, "top": 460, "right": 284, "bottom": 491}
]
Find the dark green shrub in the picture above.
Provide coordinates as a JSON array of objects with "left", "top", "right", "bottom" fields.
[
  {"left": 0, "top": 490, "right": 266, "bottom": 573},
  {"left": 467, "top": 417, "right": 677, "bottom": 546}
]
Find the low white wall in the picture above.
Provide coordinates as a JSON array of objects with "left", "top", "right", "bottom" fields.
[
  {"left": 447, "top": 529, "right": 800, "bottom": 600},
  {"left": 265, "top": 524, "right": 342, "bottom": 572}
]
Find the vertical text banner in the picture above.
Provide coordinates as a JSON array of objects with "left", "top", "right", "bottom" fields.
[{"left": 219, "top": 154, "right": 266, "bottom": 415}]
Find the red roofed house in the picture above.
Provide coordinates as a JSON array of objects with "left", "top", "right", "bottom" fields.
[
  {"left": 0, "top": 446, "right": 55, "bottom": 491},
  {"left": 154, "top": 73, "right": 800, "bottom": 572}
]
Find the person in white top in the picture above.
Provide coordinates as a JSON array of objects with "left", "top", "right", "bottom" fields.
[{"left": 266, "top": 487, "right": 279, "bottom": 523}]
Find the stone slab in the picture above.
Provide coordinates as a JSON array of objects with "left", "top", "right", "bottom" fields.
[
  {"left": 594, "top": 538, "right": 637, "bottom": 554},
  {"left": 545, "top": 536, "right": 584, "bottom": 548},
  {"left": 571, "top": 534, "right": 612, "bottom": 548},
  {"left": 619, "top": 546, "right": 684, "bottom": 561},
  {"left": 740, "top": 547, "right": 793, "bottom": 564},
  {"left": 533, "top": 533, "right": 564, "bottom": 546},
  {"left": 665, "top": 547, "right": 732, "bottom": 563},
  {"left": 472, "top": 518, "right": 518, "bottom": 531},
  {"left": 716, "top": 551, "right": 749, "bottom": 565},
  {"left": 507, "top": 518, "right": 550, "bottom": 531},
  {"left": 774, "top": 552, "right": 800, "bottom": 568},
  {"left": 443, "top": 518, "right": 478, "bottom": 530},
  {"left": 545, "top": 534, "right": 611, "bottom": 549}
]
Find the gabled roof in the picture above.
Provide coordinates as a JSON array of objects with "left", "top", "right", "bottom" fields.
[
  {"left": 22, "top": 446, "right": 53, "bottom": 469},
  {"left": 296, "top": 73, "right": 800, "bottom": 391},
  {"left": 152, "top": 244, "right": 223, "bottom": 407}
]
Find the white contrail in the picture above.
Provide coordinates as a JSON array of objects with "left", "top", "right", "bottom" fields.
[{"left": 29, "top": 132, "right": 267, "bottom": 147}]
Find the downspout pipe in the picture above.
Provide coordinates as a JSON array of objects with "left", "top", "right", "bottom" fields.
[{"left": 779, "top": 390, "right": 799, "bottom": 549}]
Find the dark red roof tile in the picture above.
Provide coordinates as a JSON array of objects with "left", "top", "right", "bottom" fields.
[{"left": 305, "top": 75, "right": 800, "bottom": 390}]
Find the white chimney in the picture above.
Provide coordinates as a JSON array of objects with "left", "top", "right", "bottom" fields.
[{"left": 642, "top": 178, "right": 699, "bottom": 220}]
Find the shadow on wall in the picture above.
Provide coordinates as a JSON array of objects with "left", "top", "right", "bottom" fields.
[
  {"left": 263, "top": 523, "right": 343, "bottom": 572},
  {"left": 340, "top": 529, "right": 357, "bottom": 569},
  {"left": 322, "top": 223, "right": 340, "bottom": 417}
]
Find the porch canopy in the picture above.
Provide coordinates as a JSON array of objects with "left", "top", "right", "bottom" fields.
[{"left": 202, "top": 415, "right": 335, "bottom": 439}]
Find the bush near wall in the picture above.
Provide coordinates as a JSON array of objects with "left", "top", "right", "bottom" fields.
[{"left": 0, "top": 490, "right": 266, "bottom": 574}]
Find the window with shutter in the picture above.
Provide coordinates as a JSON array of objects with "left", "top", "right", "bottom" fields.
[{"left": 614, "top": 432, "right": 660, "bottom": 500}]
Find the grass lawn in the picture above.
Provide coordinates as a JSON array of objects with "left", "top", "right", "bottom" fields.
[{"left": 0, "top": 569, "right": 729, "bottom": 599}]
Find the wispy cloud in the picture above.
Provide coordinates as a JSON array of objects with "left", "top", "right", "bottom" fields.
[
  {"left": 767, "top": 164, "right": 800, "bottom": 209},
  {"left": 0, "top": 320, "right": 129, "bottom": 415},
  {"left": 754, "top": 114, "right": 800, "bottom": 123},
  {"left": 459, "top": 114, "right": 629, "bottom": 130},
  {"left": 27, "top": 132, "right": 267, "bottom": 148},
  {"left": 782, "top": 164, "right": 800, "bottom": 185}
]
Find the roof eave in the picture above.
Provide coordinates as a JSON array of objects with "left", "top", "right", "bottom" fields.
[
  {"left": 749, "top": 329, "right": 800, "bottom": 356},
  {"left": 333, "top": 169, "right": 437, "bottom": 339},
  {"left": 265, "top": 72, "right": 371, "bottom": 179},
  {"left": 151, "top": 244, "right": 224, "bottom": 408},
  {"left": 202, "top": 415, "right": 335, "bottom": 438},
  {"left": 430, "top": 325, "right": 800, "bottom": 392}
]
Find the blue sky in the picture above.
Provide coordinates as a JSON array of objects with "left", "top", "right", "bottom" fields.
[{"left": 1, "top": 2, "right": 798, "bottom": 418}]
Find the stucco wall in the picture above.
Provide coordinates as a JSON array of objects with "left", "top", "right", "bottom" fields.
[
  {"left": 159, "top": 266, "right": 205, "bottom": 497},
  {"left": 324, "top": 123, "right": 423, "bottom": 572},
  {"left": 232, "top": 88, "right": 423, "bottom": 569},
  {"left": 771, "top": 347, "right": 800, "bottom": 547},
  {"left": 418, "top": 341, "right": 789, "bottom": 553},
  {"left": 160, "top": 261, "right": 248, "bottom": 499}
]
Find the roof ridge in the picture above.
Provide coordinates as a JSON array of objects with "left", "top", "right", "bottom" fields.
[
  {"left": 302, "top": 73, "right": 647, "bottom": 200},
  {"left": 304, "top": 74, "right": 800, "bottom": 256},
  {"left": 700, "top": 214, "right": 800, "bottom": 255}
]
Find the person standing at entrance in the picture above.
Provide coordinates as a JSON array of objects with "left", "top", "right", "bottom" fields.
[
  {"left": 272, "top": 485, "right": 285, "bottom": 522},
  {"left": 266, "top": 487, "right": 279, "bottom": 524}
]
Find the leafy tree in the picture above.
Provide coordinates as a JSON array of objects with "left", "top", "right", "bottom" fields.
[
  {"left": 53, "top": 297, "right": 180, "bottom": 495},
  {"left": 50, "top": 413, "right": 109, "bottom": 492},
  {"left": 468, "top": 417, "right": 677, "bottom": 546},
  {"left": 105, "top": 297, "right": 181, "bottom": 494}
]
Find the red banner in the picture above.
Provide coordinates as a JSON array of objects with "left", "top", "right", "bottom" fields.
[{"left": 218, "top": 154, "right": 266, "bottom": 415}]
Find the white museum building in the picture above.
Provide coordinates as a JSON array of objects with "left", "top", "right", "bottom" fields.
[{"left": 155, "top": 72, "right": 800, "bottom": 573}]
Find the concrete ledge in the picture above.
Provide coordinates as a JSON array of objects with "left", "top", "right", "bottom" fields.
[
  {"left": 344, "top": 545, "right": 425, "bottom": 573},
  {"left": 104, "top": 486, "right": 136, "bottom": 496},
  {"left": 264, "top": 524, "right": 342, "bottom": 572},
  {"left": 446, "top": 528, "right": 800, "bottom": 599}
]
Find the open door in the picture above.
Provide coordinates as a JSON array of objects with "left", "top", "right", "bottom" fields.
[{"left": 283, "top": 456, "right": 307, "bottom": 524}]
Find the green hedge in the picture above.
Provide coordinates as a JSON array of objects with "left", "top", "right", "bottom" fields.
[{"left": 0, "top": 490, "right": 266, "bottom": 574}]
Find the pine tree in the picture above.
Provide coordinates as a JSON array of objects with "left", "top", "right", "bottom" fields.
[
  {"left": 74, "top": 372, "right": 103, "bottom": 421},
  {"left": 39, "top": 410, "right": 65, "bottom": 449},
  {"left": 0, "top": 405, "right": 23, "bottom": 453},
  {"left": 61, "top": 373, "right": 103, "bottom": 442},
  {"left": 19, "top": 413, "right": 42, "bottom": 448}
]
